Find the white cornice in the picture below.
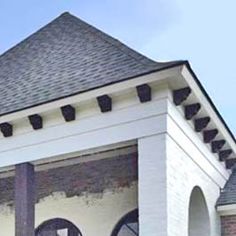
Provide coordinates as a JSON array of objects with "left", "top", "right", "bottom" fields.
[
  {"left": 0, "top": 62, "right": 234, "bottom": 175},
  {"left": 0, "top": 66, "right": 182, "bottom": 124},
  {"left": 180, "top": 65, "right": 236, "bottom": 155},
  {"left": 217, "top": 204, "right": 236, "bottom": 216}
]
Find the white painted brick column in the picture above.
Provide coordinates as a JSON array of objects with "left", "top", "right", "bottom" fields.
[{"left": 138, "top": 134, "right": 167, "bottom": 236}]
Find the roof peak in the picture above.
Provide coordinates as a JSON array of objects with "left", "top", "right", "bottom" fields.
[
  {"left": 1, "top": 12, "right": 156, "bottom": 65},
  {"left": 51, "top": 12, "right": 163, "bottom": 67},
  {"left": 0, "top": 12, "right": 180, "bottom": 116},
  {"left": 60, "top": 11, "right": 71, "bottom": 16},
  {"left": 0, "top": 12, "right": 76, "bottom": 58}
]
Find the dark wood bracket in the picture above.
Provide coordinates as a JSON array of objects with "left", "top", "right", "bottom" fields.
[
  {"left": 136, "top": 84, "right": 152, "bottom": 103},
  {"left": 211, "top": 140, "right": 226, "bottom": 153},
  {"left": 61, "top": 105, "right": 76, "bottom": 122},
  {"left": 194, "top": 117, "right": 210, "bottom": 132},
  {"left": 219, "top": 149, "right": 233, "bottom": 161},
  {"left": 226, "top": 159, "right": 236, "bottom": 169},
  {"left": 28, "top": 114, "right": 43, "bottom": 130},
  {"left": 203, "top": 129, "right": 218, "bottom": 143},
  {"left": 97, "top": 95, "right": 112, "bottom": 112},
  {"left": 185, "top": 103, "right": 201, "bottom": 120},
  {"left": 0, "top": 122, "right": 13, "bottom": 137},
  {"left": 173, "top": 87, "right": 191, "bottom": 106}
]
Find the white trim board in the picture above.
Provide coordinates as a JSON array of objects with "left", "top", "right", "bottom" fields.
[{"left": 217, "top": 204, "right": 236, "bottom": 216}]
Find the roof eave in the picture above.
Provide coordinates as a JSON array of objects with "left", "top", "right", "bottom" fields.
[
  {"left": 217, "top": 203, "right": 236, "bottom": 216},
  {"left": 183, "top": 61, "right": 236, "bottom": 145}
]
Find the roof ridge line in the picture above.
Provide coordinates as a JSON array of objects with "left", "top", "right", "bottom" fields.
[
  {"left": 0, "top": 12, "right": 66, "bottom": 60},
  {"left": 0, "top": 12, "right": 186, "bottom": 117},
  {"left": 66, "top": 13, "right": 158, "bottom": 68}
]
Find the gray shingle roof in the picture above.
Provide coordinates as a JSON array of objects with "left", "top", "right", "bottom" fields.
[
  {"left": 0, "top": 12, "right": 183, "bottom": 115},
  {"left": 217, "top": 168, "right": 236, "bottom": 206}
]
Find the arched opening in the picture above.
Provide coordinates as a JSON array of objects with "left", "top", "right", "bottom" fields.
[
  {"left": 35, "top": 218, "right": 82, "bottom": 236},
  {"left": 111, "top": 209, "right": 138, "bottom": 236},
  {"left": 188, "top": 186, "right": 210, "bottom": 236}
]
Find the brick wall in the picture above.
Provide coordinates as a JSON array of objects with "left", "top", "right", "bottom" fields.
[
  {"left": 0, "top": 149, "right": 137, "bottom": 206},
  {"left": 221, "top": 215, "right": 236, "bottom": 236},
  {"left": 166, "top": 134, "right": 222, "bottom": 236}
]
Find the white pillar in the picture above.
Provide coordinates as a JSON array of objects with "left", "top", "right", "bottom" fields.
[{"left": 138, "top": 134, "right": 167, "bottom": 236}]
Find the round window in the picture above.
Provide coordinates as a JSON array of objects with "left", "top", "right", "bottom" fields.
[
  {"left": 111, "top": 209, "right": 138, "bottom": 236},
  {"left": 35, "top": 218, "right": 82, "bottom": 236}
]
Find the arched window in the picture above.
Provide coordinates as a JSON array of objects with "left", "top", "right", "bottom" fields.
[
  {"left": 111, "top": 209, "right": 138, "bottom": 236},
  {"left": 35, "top": 218, "right": 82, "bottom": 236},
  {"left": 188, "top": 187, "right": 210, "bottom": 236}
]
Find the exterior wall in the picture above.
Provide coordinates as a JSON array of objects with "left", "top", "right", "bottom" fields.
[
  {"left": 138, "top": 134, "right": 167, "bottom": 236},
  {"left": 221, "top": 215, "right": 236, "bottom": 236},
  {"left": 0, "top": 148, "right": 138, "bottom": 236},
  {"left": 0, "top": 77, "right": 170, "bottom": 169},
  {"left": 166, "top": 134, "right": 222, "bottom": 236},
  {"left": 0, "top": 76, "right": 171, "bottom": 236},
  {"left": 0, "top": 72, "right": 233, "bottom": 236},
  {"left": 166, "top": 99, "right": 229, "bottom": 236},
  {"left": 1, "top": 186, "right": 137, "bottom": 236}
]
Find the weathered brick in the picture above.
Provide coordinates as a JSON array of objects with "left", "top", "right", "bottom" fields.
[{"left": 0, "top": 150, "right": 137, "bottom": 205}]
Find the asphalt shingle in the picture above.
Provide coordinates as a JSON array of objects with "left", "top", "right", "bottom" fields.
[
  {"left": 217, "top": 168, "right": 236, "bottom": 206},
  {"left": 0, "top": 12, "right": 183, "bottom": 115}
]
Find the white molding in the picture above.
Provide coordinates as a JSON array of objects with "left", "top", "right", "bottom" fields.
[
  {"left": 217, "top": 204, "right": 236, "bottom": 216},
  {"left": 0, "top": 63, "right": 234, "bottom": 177},
  {"left": 0, "top": 143, "right": 137, "bottom": 178},
  {"left": 180, "top": 65, "right": 236, "bottom": 155},
  {"left": 0, "top": 98, "right": 168, "bottom": 170}
]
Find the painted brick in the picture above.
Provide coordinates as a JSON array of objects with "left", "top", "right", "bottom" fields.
[{"left": 0, "top": 150, "right": 137, "bottom": 205}]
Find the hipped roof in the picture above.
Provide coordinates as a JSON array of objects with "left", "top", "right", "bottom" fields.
[{"left": 0, "top": 12, "right": 182, "bottom": 115}]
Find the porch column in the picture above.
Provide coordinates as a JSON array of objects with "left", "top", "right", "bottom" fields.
[
  {"left": 138, "top": 134, "right": 168, "bottom": 236},
  {"left": 15, "top": 162, "right": 35, "bottom": 236}
]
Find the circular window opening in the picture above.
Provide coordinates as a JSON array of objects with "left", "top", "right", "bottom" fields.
[
  {"left": 35, "top": 218, "right": 82, "bottom": 236},
  {"left": 111, "top": 209, "right": 139, "bottom": 236}
]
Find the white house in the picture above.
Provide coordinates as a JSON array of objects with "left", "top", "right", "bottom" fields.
[{"left": 0, "top": 12, "right": 235, "bottom": 236}]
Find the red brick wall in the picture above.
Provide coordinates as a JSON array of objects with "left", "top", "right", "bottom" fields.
[
  {"left": 0, "top": 148, "right": 138, "bottom": 207},
  {"left": 221, "top": 215, "right": 236, "bottom": 236}
]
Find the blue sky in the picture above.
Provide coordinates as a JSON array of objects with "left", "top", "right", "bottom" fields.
[{"left": 0, "top": 0, "right": 235, "bottom": 135}]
